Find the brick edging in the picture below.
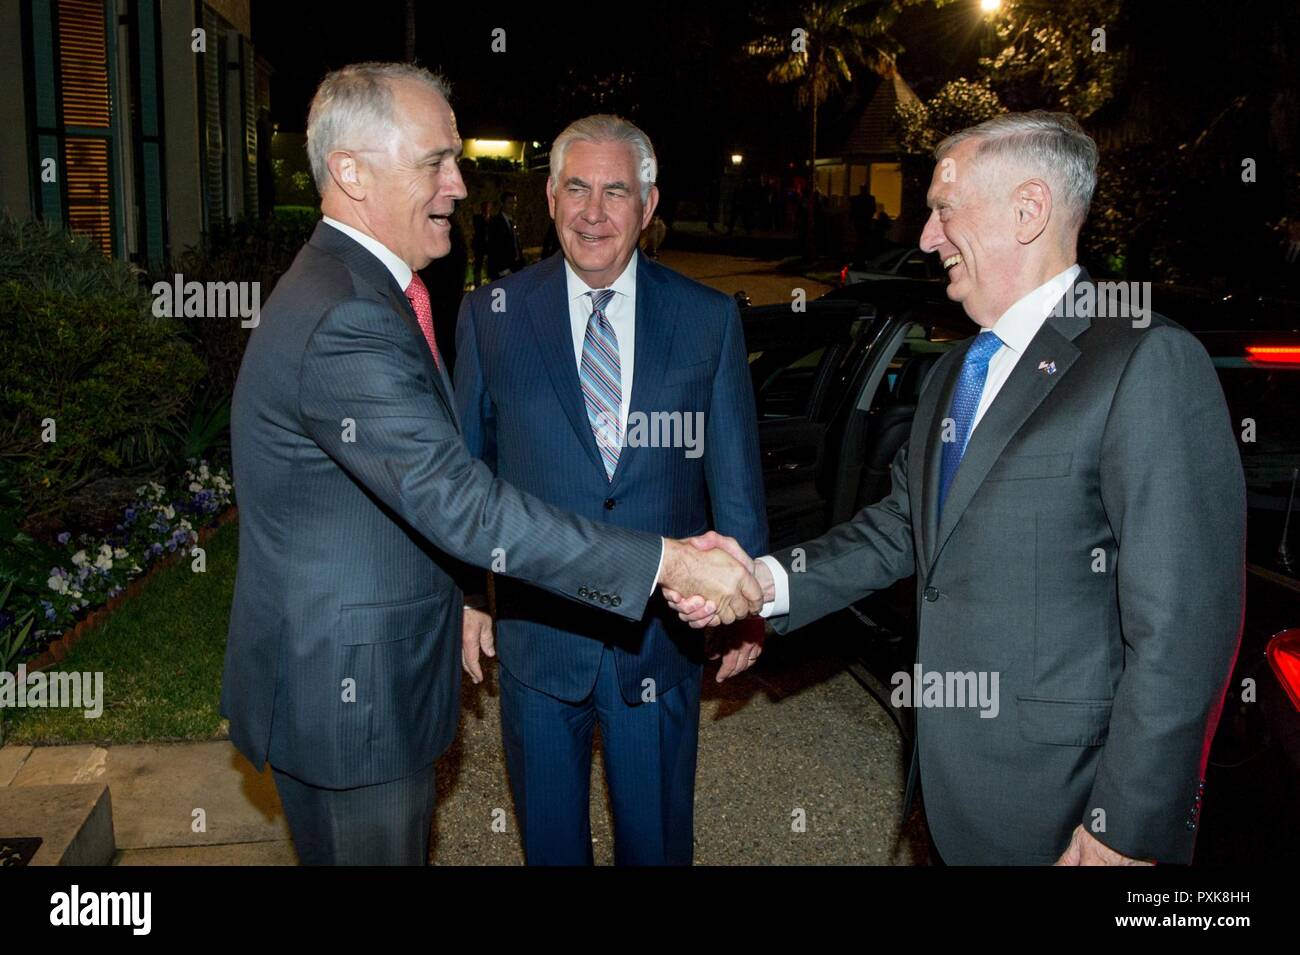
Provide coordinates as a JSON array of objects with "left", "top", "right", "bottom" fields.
[{"left": 22, "top": 506, "right": 239, "bottom": 674}]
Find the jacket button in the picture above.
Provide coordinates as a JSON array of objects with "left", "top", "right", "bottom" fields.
[
  {"left": 579, "top": 587, "right": 590, "bottom": 598},
  {"left": 612, "top": 596, "right": 622, "bottom": 607},
  {"left": 923, "top": 586, "right": 939, "bottom": 602},
  {"left": 600, "top": 594, "right": 611, "bottom": 605},
  {"left": 604, "top": 498, "right": 616, "bottom": 510}
]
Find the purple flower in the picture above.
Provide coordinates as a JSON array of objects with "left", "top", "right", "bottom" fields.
[
  {"left": 57, "top": 531, "right": 71, "bottom": 545},
  {"left": 124, "top": 507, "right": 137, "bottom": 524}
]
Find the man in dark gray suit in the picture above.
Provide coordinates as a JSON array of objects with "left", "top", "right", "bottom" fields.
[
  {"left": 668, "top": 112, "right": 1246, "bottom": 865},
  {"left": 220, "top": 62, "right": 761, "bottom": 866}
]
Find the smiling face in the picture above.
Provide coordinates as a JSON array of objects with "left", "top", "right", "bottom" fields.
[
  {"left": 548, "top": 139, "right": 658, "bottom": 289},
  {"left": 357, "top": 79, "right": 466, "bottom": 270},
  {"left": 919, "top": 138, "right": 1026, "bottom": 327}
]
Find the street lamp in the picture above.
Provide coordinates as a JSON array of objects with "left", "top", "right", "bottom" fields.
[
  {"left": 730, "top": 153, "right": 744, "bottom": 166},
  {"left": 979, "top": 0, "right": 1002, "bottom": 12}
]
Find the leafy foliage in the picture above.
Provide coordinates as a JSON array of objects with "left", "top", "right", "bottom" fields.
[{"left": 896, "top": 78, "right": 1006, "bottom": 155}]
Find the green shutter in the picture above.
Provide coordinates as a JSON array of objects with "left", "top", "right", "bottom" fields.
[{"left": 28, "top": 0, "right": 63, "bottom": 222}]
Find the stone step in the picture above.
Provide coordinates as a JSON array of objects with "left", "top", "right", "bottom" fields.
[{"left": 0, "top": 782, "right": 115, "bottom": 865}]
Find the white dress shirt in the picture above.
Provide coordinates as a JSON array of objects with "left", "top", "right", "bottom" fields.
[
  {"left": 321, "top": 216, "right": 412, "bottom": 290},
  {"left": 758, "top": 264, "right": 1081, "bottom": 618},
  {"left": 565, "top": 254, "right": 638, "bottom": 434}
]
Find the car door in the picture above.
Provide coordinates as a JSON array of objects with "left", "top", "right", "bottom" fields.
[{"left": 741, "top": 301, "right": 881, "bottom": 549}]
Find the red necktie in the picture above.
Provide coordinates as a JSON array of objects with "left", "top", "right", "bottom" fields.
[{"left": 403, "top": 273, "right": 441, "bottom": 369}]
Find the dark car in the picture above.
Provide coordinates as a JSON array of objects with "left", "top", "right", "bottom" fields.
[
  {"left": 739, "top": 277, "right": 1300, "bottom": 864},
  {"left": 840, "top": 246, "right": 946, "bottom": 287}
]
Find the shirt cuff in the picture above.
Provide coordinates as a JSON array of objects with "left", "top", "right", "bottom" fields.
[
  {"left": 652, "top": 538, "right": 667, "bottom": 597},
  {"left": 756, "top": 554, "right": 790, "bottom": 618}
]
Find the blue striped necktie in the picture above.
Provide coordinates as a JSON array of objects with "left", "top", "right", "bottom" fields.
[
  {"left": 938, "top": 330, "right": 1003, "bottom": 514},
  {"left": 579, "top": 289, "right": 622, "bottom": 480}
]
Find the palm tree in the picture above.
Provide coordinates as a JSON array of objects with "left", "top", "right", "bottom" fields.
[{"left": 749, "top": 2, "right": 909, "bottom": 262}]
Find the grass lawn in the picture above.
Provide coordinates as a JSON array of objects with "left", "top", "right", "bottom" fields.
[{"left": 2, "top": 521, "right": 237, "bottom": 745}]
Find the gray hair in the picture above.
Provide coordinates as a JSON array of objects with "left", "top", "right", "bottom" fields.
[
  {"left": 306, "top": 62, "right": 451, "bottom": 193},
  {"left": 935, "top": 110, "right": 1098, "bottom": 230},
  {"left": 550, "top": 114, "right": 657, "bottom": 203}
]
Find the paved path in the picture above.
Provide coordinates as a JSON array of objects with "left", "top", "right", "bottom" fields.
[{"left": 1, "top": 626, "right": 923, "bottom": 865}]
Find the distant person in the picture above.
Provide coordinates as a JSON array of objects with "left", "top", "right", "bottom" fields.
[
  {"left": 487, "top": 190, "right": 524, "bottom": 279},
  {"left": 541, "top": 220, "right": 561, "bottom": 259},
  {"left": 470, "top": 200, "right": 489, "bottom": 287},
  {"left": 851, "top": 187, "right": 877, "bottom": 256},
  {"left": 640, "top": 214, "right": 667, "bottom": 258}
]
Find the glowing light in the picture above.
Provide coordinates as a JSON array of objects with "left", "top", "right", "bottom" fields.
[
  {"left": 980, "top": 0, "right": 1002, "bottom": 11},
  {"left": 731, "top": 153, "right": 744, "bottom": 165}
]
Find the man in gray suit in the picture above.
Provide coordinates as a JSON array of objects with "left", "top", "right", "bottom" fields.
[
  {"left": 220, "top": 62, "right": 761, "bottom": 865},
  {"left": 668, "top": 112, "right": 1246, "bottom": 865}
]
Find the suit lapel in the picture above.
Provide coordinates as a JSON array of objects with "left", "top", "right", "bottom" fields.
[
  {"left": 610, "top": 254, "right": 678, "bottom": 491},
  {"left": 929, "top": 278, "right": 1093, "bottom": 566},
  {"left": 916, "top": 346, "right": 964, "bottom": 572},
  {"left": 525, "top": 256, "right": 607, "bottom": 476},
  {"left": 309, "top": 222, "right": 459, "bottom": 427}
]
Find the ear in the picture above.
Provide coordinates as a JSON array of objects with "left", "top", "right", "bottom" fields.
[
  {"left": 1013, "top": 178, "right": 1051, "bottom": 245},
  {"left": 546, "top": 177, "right": 557, "bottom": 219},
  {"left": 328, "top": 151, "right": 366, "bottom": 201},
  {"left": 641, "top": 184, "right": 660, "bottom": 229}
]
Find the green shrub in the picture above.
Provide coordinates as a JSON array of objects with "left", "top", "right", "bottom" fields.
[
  {"left": 162, "top": 214, "right": 318, "bottom": 397},
  {"left": 0, "top": 281, "right": 204, "bottom": 527},
  {"left": 0, "top": 216, "right": 147, "bottom": 303}
]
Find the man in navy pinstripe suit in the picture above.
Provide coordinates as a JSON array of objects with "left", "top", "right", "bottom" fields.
[
  {"left": 221, "top": 67, "right": 764, "bottom": 866},
  {"left": 455, "top": 115, "right": 769, "bottom": 865}
]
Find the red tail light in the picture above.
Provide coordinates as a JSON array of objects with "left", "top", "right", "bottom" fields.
[
  {"left": 1267, "top": 628, "right": 1300, "bottom": 711},
  {"left": 1246, "top": 346, "right": 1300, "bottom": 364},
  {"left": 840, "top": 266, "right": 849, "bottom": 286}
]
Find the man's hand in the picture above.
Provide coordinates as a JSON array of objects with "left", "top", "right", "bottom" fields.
[
  {"left": 461, "top": 607, "right": 495, "bottom": 684},
  {"left": 709, "top": 617, "right": 765, "bottom": 682},
  {"left": 662, "top": 533, "right": 776, "bottom": 628},
  {"left": 1054, "top": 825, "right": 1154, "bottom": 866},
  {"left": 658, "top": 532, "right": 763, "bottom": 627}
]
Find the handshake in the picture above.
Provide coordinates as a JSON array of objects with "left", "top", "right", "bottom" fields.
[{"left": 657, "top": 532, "right": 777, "bottom": 628}]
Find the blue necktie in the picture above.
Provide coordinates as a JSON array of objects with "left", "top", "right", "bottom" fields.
[
  {"left": 938, "top": 331, "right": 1003, "bottom": 514},
  {"left": 579, "top": 289, "right": 621, "bottom": 480}
]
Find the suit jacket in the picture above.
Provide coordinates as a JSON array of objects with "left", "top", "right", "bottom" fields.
[
  {"left": 769, "top": 269, "right": 1246, "bottom": 864},
  {"left": 220, "top": 222, "right": 663, "bottom": 789},
  {"left": 486, "top": 212, "right": 523, "bottom": 277},
  {"left": 455, "top": 252, "right": 768, "bottom": 703}
]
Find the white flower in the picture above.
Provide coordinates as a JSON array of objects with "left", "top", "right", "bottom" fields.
[
  {"left": 98, "top": 544, "right": 113, "bottom": 559},
  {"left": 47, "top": 576, "right": 68, "bottom": 594},
  {"left": 70, "top": 589, "right": 82, "bottom": 599},
  {"left": 189, "top": 481, "right": 203, "bottom": 493},
  {"left": 161, "top": 505, "right": 175, "bottom": 520},
  {"left": 113, "top": 547, "right": 128, "bottom": 559},
  {"left": 94, "top": 554, "right": 113, "bottom": 571},
  {"left": 71, "top": 550, "right": 88, "bottom": 567},
  {"left": 179, "top": 519, "right": 193, "bottom": 531},
  {"left": 199, "top": 464, "right": 210, "bottom": 478}
]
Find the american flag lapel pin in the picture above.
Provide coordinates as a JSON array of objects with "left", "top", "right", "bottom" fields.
[{"left": 1037, "top": 360, "right": 1057, "bottom": 375}]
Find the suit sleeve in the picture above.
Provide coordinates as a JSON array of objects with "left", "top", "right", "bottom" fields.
[
  {"left": 1086, "top": 325, "right": 1246, "bottom": 863},
  {"left": 298, "top": 297, "right": 662, "bottom": 619},
  {"left": 704, "top": 300, "right": 769, "bottom": 559},
  {"left": 768, "top": 438, "right": 917, "bottom": 634}
]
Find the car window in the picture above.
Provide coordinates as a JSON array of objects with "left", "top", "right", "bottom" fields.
[
  {"left": 872, "top": 322, "right": 958, "bottom": 408},
  {"left": 1210, "top": 356, "right": 1300, "bottom": 567},
  {"left": 751, "top": 344, "right": 829, "bottom": 419}
]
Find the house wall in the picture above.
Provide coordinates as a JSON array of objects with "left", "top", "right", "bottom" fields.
[{"left": 0, "top": 0, "right": 33, "bottom": 218}]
